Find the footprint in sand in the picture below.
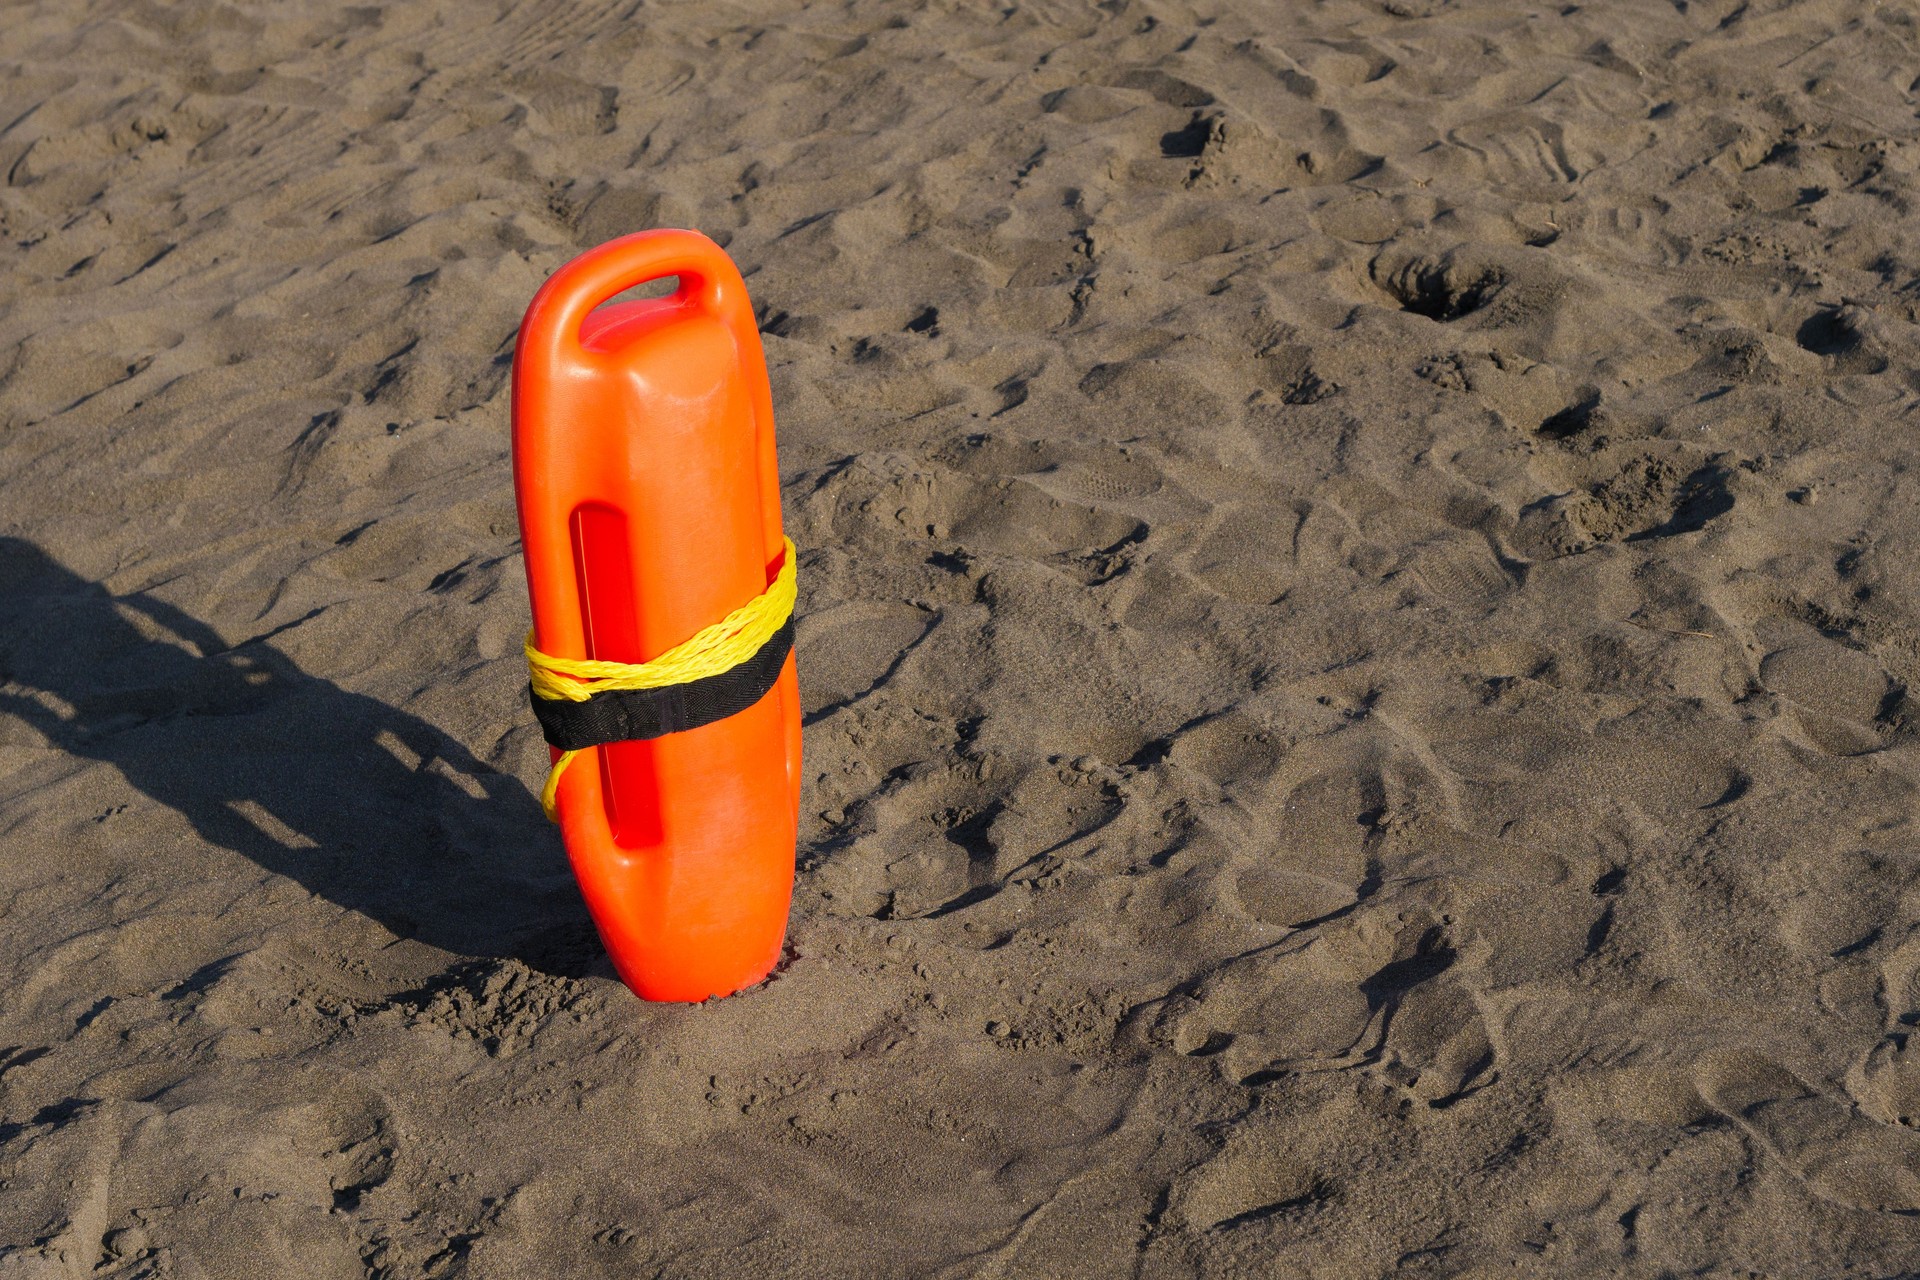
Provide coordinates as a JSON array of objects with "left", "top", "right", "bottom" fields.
[
  {"left": 1697, "top": 1052, "right": 1920, "bottom": 1213},
  {"left": 1755, "top": 616, "right": 1897, "bottom": 756}
]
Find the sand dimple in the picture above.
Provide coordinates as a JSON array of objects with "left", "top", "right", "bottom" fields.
[{"left": 7, "top": 0, "right": 1920, "bottom": 1273}]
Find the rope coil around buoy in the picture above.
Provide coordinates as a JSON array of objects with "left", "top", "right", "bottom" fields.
[{"left": 526, "top": 537, "right": 797, "bottom": 821}]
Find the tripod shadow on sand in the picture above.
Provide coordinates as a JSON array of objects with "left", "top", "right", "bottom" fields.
[{"left": 0, "top": 537, "right": 601, "bottom": 976}]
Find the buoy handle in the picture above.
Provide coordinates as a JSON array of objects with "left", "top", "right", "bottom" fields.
[{"left": 518, "top": 228, "right": 755, "bottom": 367}]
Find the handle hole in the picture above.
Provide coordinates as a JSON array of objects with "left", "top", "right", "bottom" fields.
[{"left": 594, "top": 274, "right": 681, "bottom": 312}]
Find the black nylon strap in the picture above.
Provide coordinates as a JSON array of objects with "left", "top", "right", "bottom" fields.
[{"left": 529, "top": 618, "right": 794, "bottom": 750}]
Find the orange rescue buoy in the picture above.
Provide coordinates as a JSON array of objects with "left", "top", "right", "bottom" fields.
[{"left": 511, "top": 229, "right": 801, "bottom": 1002}]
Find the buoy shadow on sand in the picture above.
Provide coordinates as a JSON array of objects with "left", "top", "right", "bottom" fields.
[{"left": 0, "top": 536, "right": 602, "bottom": 979}]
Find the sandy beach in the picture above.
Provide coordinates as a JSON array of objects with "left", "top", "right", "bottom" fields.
[{"left": 7, "top": 0, "right": 1920, "bottom": 1274}]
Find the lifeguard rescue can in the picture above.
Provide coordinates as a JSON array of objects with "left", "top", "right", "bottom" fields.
[{"left": 511, "top": 229, "right": 801, "bottom": 1002}]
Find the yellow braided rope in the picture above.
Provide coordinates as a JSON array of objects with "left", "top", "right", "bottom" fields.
[{"left": 526, "top": 536, "right": 796, "bottom": 821}]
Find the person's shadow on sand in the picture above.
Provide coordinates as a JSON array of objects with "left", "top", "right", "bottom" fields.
[{"left": 0, "top": 537, "right": 599, "bottom": 976}]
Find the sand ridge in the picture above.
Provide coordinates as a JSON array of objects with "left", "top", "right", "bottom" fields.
[{"left": 6, "top": 0, "right": 1920, "bottom": 1274}]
